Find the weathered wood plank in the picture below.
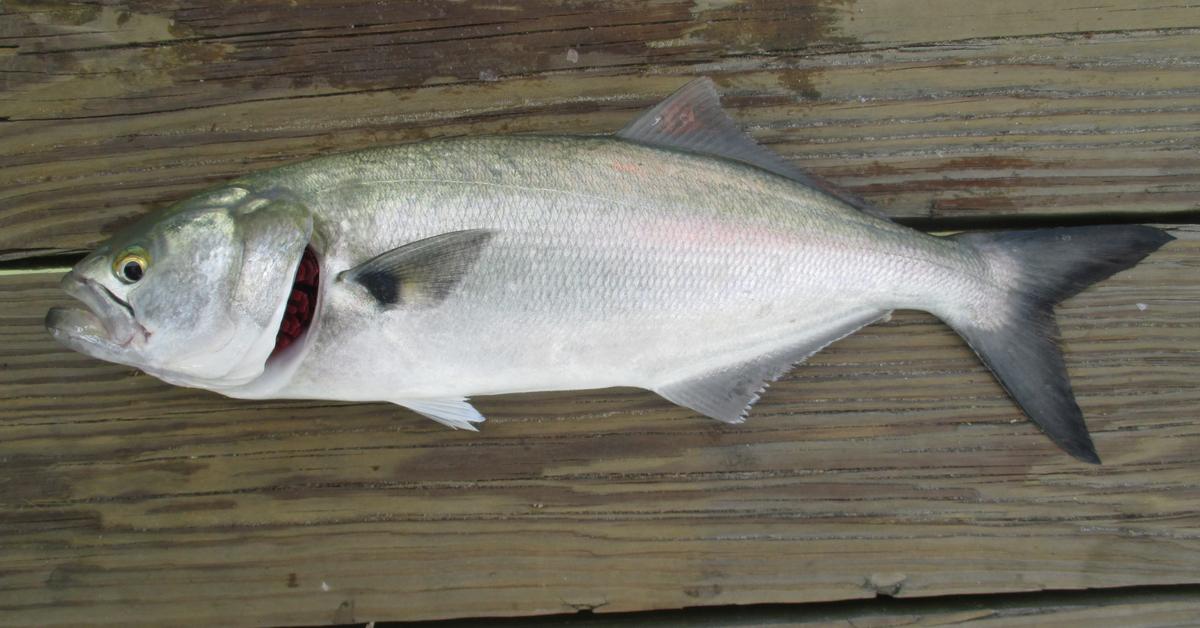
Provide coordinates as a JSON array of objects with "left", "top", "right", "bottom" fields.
[
  {"left": 434, "top": 587, "right": 1200, "bottom": 627},
  {"left": 2, "top": 0, "right": 1199, "bottom": 258},
  {"left": 0, "top": 225, "right": 1196, "bottom": 626}
]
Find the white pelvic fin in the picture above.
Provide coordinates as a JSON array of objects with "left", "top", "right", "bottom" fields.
[
  {"left": 655, "top": 308, "right": 891, "bottom": 423},
  {"left": 397, "top": 398, "right": 486, "bottom": 430},
  {"left": 617, "top": 77, "right": 893, "bottom": 220}
]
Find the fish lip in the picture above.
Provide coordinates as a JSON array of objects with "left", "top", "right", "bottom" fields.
[
  {"left": 51, "top": 273, "right": 149, "bottom": 348},
  {"left": 97, "top": 283, "right": 137, "bottom": 326}
]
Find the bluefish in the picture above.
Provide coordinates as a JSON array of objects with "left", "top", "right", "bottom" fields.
[{"left": 46, "top": 78, "right": 1173, "bottom": 463}]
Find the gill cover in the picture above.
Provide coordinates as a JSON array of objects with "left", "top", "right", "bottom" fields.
[{"left": 212, "top": 191, "right": 315, "bottom": 383}]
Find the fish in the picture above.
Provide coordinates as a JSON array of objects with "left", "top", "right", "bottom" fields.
[{"left": 46, "top": 78, "right": 1173, "bottom": 463}]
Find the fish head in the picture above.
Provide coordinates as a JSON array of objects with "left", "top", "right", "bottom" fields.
[{"left": 46, "top": 185, "right": 313, "bottom": 389}]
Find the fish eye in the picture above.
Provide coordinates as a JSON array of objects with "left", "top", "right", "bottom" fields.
[{"left": 113, "top": 246, "right": 151, "bottom": 284}]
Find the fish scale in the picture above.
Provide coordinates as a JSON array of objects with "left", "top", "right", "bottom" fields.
[
  {"left": 227, "top": 136, "right": 971, "bottom": 403},
  {"left": 46, "top": 78, "right": 1173, "bottom": 463}
]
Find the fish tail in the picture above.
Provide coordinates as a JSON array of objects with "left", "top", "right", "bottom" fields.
[{"left": 947, "top": 225, "right": 1174, "bottom": 464}]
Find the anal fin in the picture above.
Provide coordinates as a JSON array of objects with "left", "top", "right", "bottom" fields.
[
  {"left": 655, "top": 309, "right": 890, "bottom": 423},
  {"left": 397, "top": 398, "right": 486, "bottom": 431}
]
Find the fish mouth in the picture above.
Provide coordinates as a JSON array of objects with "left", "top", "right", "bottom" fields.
[
  {"left": 46, "top": 273, "right": 149, "bottom": 356},
  {"left": 271, "top": 245, "right": 320, "bottom": 357}
]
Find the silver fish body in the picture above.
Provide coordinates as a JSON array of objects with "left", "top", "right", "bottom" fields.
[
  {"left": 47, "top": 79, "right": 1173, "bottom": 462},
  {"left": 229, "top": 136, "right": 975, "bottom": 401}
]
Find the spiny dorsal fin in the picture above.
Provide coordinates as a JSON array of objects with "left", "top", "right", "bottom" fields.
[
  {"left": 339, "top": 229, "right": 494, "bottom": 308},
  {"left": 398, "top": 397, "right": 485, "bottom": 430},
  {"left": 617, "top": 78, "right": 891, "bottom": 221}
]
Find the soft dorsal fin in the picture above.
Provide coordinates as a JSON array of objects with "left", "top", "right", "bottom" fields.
[
  {"left": 339, "top": 229, "right": 494, "bottom": 308},
  {"left": 617, "top": 78, "right": 891, "bottom": 221},
  {"left": 397, "top": 397, "right": 486, "bottom": 430}
]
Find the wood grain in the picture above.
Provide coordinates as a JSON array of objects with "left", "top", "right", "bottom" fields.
[
  {"left": 435, "top": 587, "right": 1200, "bottom": 627},
  {"left": 2, "top": 1, "right": 1199, "bottom": 625},
  {"left": 2, "top": 0, "right": 1200, "bottom": 259},
  {"left": 0, "top": 225, "right": 1196, "bottom": 626}
]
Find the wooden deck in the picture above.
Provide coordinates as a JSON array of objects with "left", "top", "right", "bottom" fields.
[{"left": 1, "top": 1, "right": 1198, "bottom": 625}]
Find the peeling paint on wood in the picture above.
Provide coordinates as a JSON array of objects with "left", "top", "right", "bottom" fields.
[{"left": 0, "top": 1, "right": 1199, "bottom": 625}]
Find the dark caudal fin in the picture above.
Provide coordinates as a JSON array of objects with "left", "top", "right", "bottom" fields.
[{"left": 950, "top": 226, "right": 1174, "bottom": 463}]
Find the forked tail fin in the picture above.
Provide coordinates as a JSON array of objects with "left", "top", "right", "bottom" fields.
[{"left": 949, "top": 226, "right": 1174, "bottom": 463}]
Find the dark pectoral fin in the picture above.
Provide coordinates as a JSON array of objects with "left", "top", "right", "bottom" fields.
[{"left": 339, "top": 229, "right": 495, "bottom": 307}]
